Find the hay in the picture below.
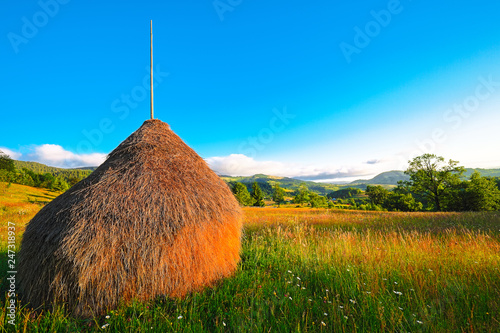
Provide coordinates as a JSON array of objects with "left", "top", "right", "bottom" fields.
[{"left": 17, "top": 119, "right": 242, "bottom": 317}]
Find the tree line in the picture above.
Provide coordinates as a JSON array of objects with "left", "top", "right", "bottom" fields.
[
  {"left": 366, "top": 154, "right": 500, "bottom": 212},
  {"left": 0, "top": 151, "right": 87, "bottom": 191},
  {"left": 231, "top": 154, "right": 500, "bottom": 212},
  {"left": 2, "top": 150, "right": 499, "bottom": 211}
]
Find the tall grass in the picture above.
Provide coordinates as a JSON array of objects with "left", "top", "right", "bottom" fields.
[{"left": 1, "top": 204, "right": 499, "bottom": 332}]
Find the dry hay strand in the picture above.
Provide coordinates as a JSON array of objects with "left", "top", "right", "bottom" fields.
[{"left": 17, "top": 119, "right": 242, "bottom": 317}]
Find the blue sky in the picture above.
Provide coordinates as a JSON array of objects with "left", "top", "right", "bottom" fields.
[{"left": 1, "top": 0, "right": 500, "bottom": 182}]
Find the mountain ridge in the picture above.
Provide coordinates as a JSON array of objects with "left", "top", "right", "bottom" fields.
[{"left": 10, "top": 160, "right": 500, "bottom": 193}]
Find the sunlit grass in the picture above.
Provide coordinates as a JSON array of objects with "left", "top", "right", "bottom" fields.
[{"left": 1, "top": 191, "right": 499, "bottom": 332}]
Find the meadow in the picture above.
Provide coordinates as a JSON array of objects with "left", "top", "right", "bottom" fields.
[{"left": 1, "top": 182, "right": 499, "bottom": 332}]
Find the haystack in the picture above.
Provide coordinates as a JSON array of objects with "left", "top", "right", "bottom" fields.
[{"left": 18, "top": 119, "right": 242, "bottom": 317}]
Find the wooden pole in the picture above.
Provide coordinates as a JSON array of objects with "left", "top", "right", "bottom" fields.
[{"left": 150, "top": 20, "right": 154, "bottom": 120}]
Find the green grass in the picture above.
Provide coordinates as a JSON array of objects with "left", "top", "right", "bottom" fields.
[{"left": 1, "top": 190, "right": 499, "bottom": 331}]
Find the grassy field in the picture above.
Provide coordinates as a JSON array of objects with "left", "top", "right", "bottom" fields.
[{"left": 1, "top": 182, "right": 499, "bottom": 332}]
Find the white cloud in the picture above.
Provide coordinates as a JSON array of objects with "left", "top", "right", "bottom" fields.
[
  {"left": 205, "top": 154, "right": 375, "bottom": 182},
  {"left": 0, "top": 147, "right": 22, "bottom": 160},
  {"left": 2, "top": 144, "right": 106, "bottom": 168},
  {"left": 29, "top": 144, "right": 107, "bottom": 168}
]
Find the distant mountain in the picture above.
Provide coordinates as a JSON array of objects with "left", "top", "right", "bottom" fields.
[
  {"left": 351, "top": 168, "right": 500, "bottom": 186},
  {"left": 11, "top": 159, "right": 500, "bottom": 193},
  {"left": 350, "top": 171, "right": 409, "bottom": 185},
  {"left": 463, "top": 168, "right": 500, "bottom": 178},
  {"left": 220, "top": 174, "right": 354, "bottom": 196}
]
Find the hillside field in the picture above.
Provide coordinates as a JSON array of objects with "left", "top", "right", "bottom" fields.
[{"left": 1, "top": 182, "right": 499, "bottom": 332}]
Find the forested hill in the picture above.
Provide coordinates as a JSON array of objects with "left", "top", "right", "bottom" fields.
[
  {"left": 350, "top": 171, "right": 409, "bottom": 185},
  {"left": 351, "top": 168, "right": 500, "bottom": 185},
  {"left": 13, "top": 160, "right": 95, "bottom": 180},
  {"left": 11, "top": 160, "right": 500, "bottom": 191},
  {"left": 220, "top": 174, "right": 348, "bottom": 196}
]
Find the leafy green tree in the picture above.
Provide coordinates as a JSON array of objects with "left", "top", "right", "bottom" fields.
[
  {"left": 365, "top": 185, "right": 389, "bottom": 205},
  {"left": 293, "top": 184, "right": 310, "bottom": 204},
  {"left": 272, "top": 183, "right": 285, "bottom": 207},
  {"left": 404, "top": 154, "right": 465, "bottom": 211},
  {"left": 232, "top": 182, "right": 253, "bottom": 206},
  {"left": 50, "top": 176, "right": 69, "bottom": 192},
  {"left": 383, "top": 192, "right": 423, "bottom": 212},
  {"left": 309, "top": 192, "right": 328, "bottom": 208},
  {"left": 0, "top": 151, "right": 15, "bottom": 172},
  {"left": 347, "top": 198, "right": 357, "bottom": 209},
  {"left": 39, "top": 173, "right": 55, "bottom": 189},
  {"left": 464, "top": 172, "right": 500, "bottom": 211},
  {"left": 327, "top": 187, "right": 362, "bottom": 199},
  {"left": 494, "top": 177, "right": 500, "bottom": 190},
  {"left": 251, "top": 182, "right": 265, "bottom": 207},
  {"left": 67, "top": 176, "right": 82, "bottom": 187}
]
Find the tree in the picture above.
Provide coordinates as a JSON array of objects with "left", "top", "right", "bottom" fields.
[
  {"left": 232, "top": 182, "right": 252, "bottom": 206},
  {"left": 272, "top": 183, "right": 285, "bottom": 207},
  {"left": 251, "top": 182, "right": 265, "bottom": 207},
  {"left": 293, "top": 184, "right": 310, "bottom": 204},
  {"left": 309, "top": 192, "right": 328, "bottom": 208},
  {"left": 366, "top": 185, "right": 389, "bottom": 205},
  {"left": 326, "top": 187, "right": 362, "bottom": 200},
  {"left": 50, "top": 176, "right": 69, "bottom": 192},
  {"left": 67, "top": 176, "right": 83, "bottom": 187},
  {"left": 404, "top": 154, "right": 465, "bottom": 211},
  {"left": 383, "top": 192, "right": 423, "bottom": 212},
  {"left": 465, "top": 172, "right": 500, "bottom": 211},
  {"left": 0, "top": 151, "right": 15, "bottom": 172}
]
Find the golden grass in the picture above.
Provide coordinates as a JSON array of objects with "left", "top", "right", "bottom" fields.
[
  {"left": 0, "top": 182, "right": 61, "bottom": 249},
  {"left": 243, "top": 207, "right": 500, "bottom": 322},
  {"left": 1, "top": 202, "right": 499, "bottom": 331}
]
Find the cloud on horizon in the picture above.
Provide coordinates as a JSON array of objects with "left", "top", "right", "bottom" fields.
[
  {"left": 1, "top": 145, "right": 107, "bottom": 169},
  {"left": 205, "top": 154, "right": 375, "bottom": 182},
  {"left": 0, "top": 147, "right": 22, "bottom": 160},
  {"left": 2, "top": 146, "right": 382, "bottom": 182}
]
